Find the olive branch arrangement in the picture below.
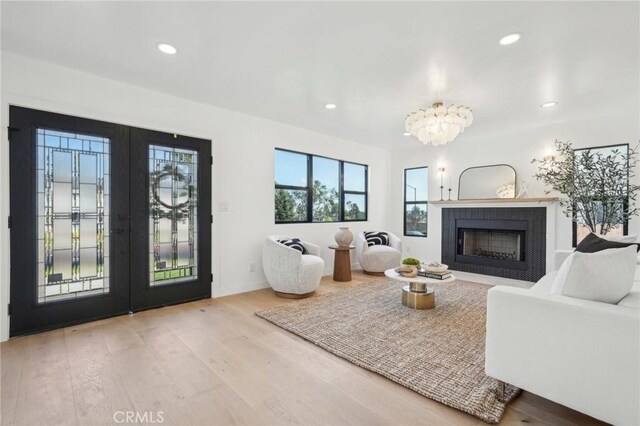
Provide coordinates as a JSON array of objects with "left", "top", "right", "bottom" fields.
[{"left": 532, "top": 140, "right": 640, "bottom": 235}]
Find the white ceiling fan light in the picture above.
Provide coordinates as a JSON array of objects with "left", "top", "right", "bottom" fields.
[
  {"left": 324, "top": 103, "right": 337, "bottom": 109},
  {"left": 157, "top": 43, "right": 178, "bottom": 55}
]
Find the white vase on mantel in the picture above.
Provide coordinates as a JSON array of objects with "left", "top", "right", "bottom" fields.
[{"left": 335, "top": 226, "right": 354, "bottom": 247}]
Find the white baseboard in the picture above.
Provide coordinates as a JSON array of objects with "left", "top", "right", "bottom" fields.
[
  {"left": 213, "top": 269, "right": 533, "bottom": 299},
  {"left": 215, "top": 280, "right": 270, "bottom": 298}
]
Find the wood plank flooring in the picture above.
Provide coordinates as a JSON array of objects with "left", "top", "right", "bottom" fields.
[{"left": 1, "top": 272, "right": 606, "bottom": 426}]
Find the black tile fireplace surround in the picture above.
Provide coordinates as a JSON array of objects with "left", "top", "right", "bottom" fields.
[{"left": 442, "top": 207, "right": 546, "bottom": 282}]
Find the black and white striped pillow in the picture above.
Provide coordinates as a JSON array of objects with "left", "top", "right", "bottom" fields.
[
  {"left": 364, "top": 231, "right": 390, "bottom": 247},
  {"left": 277, "top": 238, "right": 309, "bottom": 254}
]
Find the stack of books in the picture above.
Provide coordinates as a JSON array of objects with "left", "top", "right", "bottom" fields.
[{"left": 417, "top": 269, "right": 452, "bottom": 280}]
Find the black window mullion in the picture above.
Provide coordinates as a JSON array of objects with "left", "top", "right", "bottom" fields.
[
  {"left": 307, "top": 154, "right": 313, "bottom": 222},
  {"left": 364, "top": 165, "right": 368, "bottom": 222},
  {"left": 339, "top": 161, "right": 345, "bottom": 222}
]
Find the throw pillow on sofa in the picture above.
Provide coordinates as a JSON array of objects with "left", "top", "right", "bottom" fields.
[
  {"left": 603, "top": 233, "right": 638, "bottom": 243},
  {"left": 551, "top": 245, "right": 637, "bottom": 304},
  {"left": 277, "top": 238, "right": 309, "bottom": 254},
  {"left": 364, "top": 231, "right": 390, "bottom": 247},
  {"left": 575, "top": 232, "right": 639, "bottom": 253}
]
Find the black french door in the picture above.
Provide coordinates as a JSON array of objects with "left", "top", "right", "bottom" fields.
[
  {"left": 129, "top": 128, "right": 211, "bottom": 311},
  {"left": 9, "top": 106, "right": 211, "bottom": 336}
]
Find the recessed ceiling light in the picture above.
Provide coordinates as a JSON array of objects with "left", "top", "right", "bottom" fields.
[
  {"left": 157, "top": 43, "right": 178, "bottom": 55},
  {"left": 499, "top": 33, "right": 521, "bottom": 46},
  {"left": 324, "top": 103, "right": 337, "bottom": 109},
  {"left": 540, "top": 101, "right": 558, "bottom": 108},
  {"left": 403, "top": 132, "right": 411, "bottom": 136}
]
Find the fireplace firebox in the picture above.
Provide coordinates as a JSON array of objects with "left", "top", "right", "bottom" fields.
[{"left": 456, "top": 219, "right": 527, "bottom": 271}]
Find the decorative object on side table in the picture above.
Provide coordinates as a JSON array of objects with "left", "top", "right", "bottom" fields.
[
  {"left": 334, "top": 226, "right": 354, "bottom": 247},
  {"left": 329, "top": 245, "right": 355, "bottom": 282}
]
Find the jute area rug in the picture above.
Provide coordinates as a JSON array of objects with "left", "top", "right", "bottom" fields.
[{"left": 255, "top": 278, "right": 520, "bottom": 424}]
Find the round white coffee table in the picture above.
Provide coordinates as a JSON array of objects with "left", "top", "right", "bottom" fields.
[{"left": 384, "top": 268, "right": 456, "bottom": 310}]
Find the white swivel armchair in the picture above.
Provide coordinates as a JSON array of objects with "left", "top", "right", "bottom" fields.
[
  {"left": 262, "top": 236, "right": 325, "bottom": 298},
  {"left": 356, "top": 231, "right": 402, "bottom": 275}
]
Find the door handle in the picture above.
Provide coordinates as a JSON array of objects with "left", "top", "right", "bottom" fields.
[{"left": 110, "top": 227, "right": 128, "bottom": 235}]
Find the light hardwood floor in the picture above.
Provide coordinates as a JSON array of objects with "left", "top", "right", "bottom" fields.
[{"left": 1, "top": 272, "right": 605, "bottom": 426}]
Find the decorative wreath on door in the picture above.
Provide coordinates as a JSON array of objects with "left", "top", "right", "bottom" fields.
[{"left": 151, "top": 165, "right": 192, "bottom": 211}]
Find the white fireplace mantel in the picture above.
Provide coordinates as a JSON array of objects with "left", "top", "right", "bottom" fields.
[{"left": 429, "top": 197, "right": 560, "bottom": 207}]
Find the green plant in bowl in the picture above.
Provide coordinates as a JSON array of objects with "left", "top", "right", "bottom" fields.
[{"left": 401, "top": 257, "right": 421, "bottom": 266}]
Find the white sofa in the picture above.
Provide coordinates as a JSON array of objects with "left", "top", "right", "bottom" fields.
[
  {"left": 262, "top": 236, "right": 325, "bottom": 298},
  {"left": 486, "top": 250, "right": 640, "bottom": 426},
  {"left": 355, "top": 231, "right": 402, "bottom": 275}
]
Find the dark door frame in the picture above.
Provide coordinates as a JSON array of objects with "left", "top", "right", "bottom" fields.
[
  {"left": 129, "top": 127, "right": 212, "bottom": 311},
  {"left": 9, "top": 106, "right": 131, "bottom": 335},
  {"left": 8, "top": 106, "right": 212, "bottom": 336}
]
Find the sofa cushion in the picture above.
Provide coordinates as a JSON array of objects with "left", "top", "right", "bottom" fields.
[
  {"left": 551, "top": 246, "right": 637, "bottom": 304},
  {"left": 300, "top": 253, "right": 324, "bottom": 268},
  {"left": 277, "top": 238, "right": 308, "bottom": 254},
  {"left": 364, "top": 231, "right": 390, "bottom": 247},
  {"left": 359, "top": 243, "right": 401, "bottom": 273},
  {"left": 575, "top": 232, "right": 639, "bottom": 253},
  {"left": 531, "top": 271, "right": 556, "bottom": 293},
  {"left": 618, "top": 281, "right": 640, "bottom": 308}
]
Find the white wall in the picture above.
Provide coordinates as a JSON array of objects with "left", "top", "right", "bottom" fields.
[
  {"left": 388, "top": 113, "right": 640, "bottom": 264},
  {"left": 2, "top": 52, "right": 638, "bottom": 342},
  {"left": 0, "top": 52, "right": 391, "bottom": 341}
]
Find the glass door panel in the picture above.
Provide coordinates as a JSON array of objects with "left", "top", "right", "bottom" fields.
[
  {"left": 149, "top": 145, "right": 198, "bottom": 286},
  {"left": 37, "top": 129, "right": 110, "bottom": 303}
]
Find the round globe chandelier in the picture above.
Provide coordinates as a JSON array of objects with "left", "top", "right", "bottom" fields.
[{"left": 404, "top": 102, "right": 473, "bottom": 146}]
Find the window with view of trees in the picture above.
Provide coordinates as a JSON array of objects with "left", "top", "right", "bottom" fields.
[
  {"left": 274, "top": 149, "right": 368, "bottom": 223},
  {"left": 404, "top": 167, "right": 428, "bottom": 237}
]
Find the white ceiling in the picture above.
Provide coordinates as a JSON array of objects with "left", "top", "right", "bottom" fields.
[{"left": 2, "top": 1, "right": 638, "bottom": 149}]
